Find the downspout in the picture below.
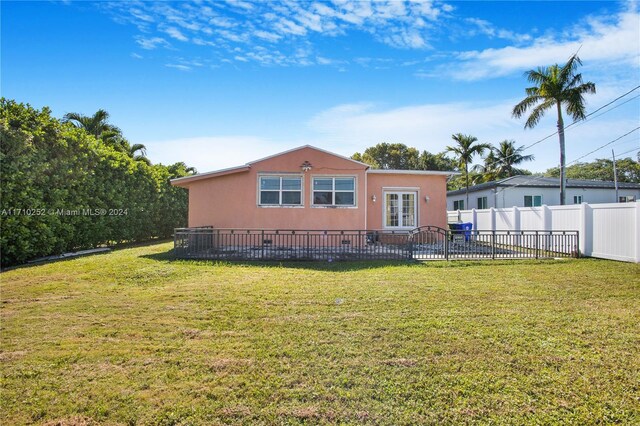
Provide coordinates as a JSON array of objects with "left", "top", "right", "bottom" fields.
[{"left": 364, "top": 167, "right": 368, "bottom": 230}]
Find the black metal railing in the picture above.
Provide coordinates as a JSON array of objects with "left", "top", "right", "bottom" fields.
[
  {"left": 410, "top": 226, "right": 579, "bottom": 260},
  {"left": 174, "top": 226, "right": 579, "bottom": 262}
]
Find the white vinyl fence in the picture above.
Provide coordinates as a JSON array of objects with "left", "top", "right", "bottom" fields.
[{"left": 448, "top": 201, "right": 640, "bottom": 263}]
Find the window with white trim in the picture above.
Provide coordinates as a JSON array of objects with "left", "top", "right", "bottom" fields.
[
  {"left": 312, "top": 177, "right": 355, "bottom": 206},
  {"left": 453, "top": 199, "right": 464, "bottom": 210},
  {"left": 524, "top": 195, "right": 542, "bottom": 207},
  {"left": 573, "top": 195, "right": 583, "bottom": 204},
  {"left": 259, "top": 176, "right": 302, "bottom": 206}
]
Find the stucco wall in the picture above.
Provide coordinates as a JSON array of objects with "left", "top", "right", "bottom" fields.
[
  {"left": 366, "top": 173, "right": 448, "bottom": 229},
  {"left": 186, "top": 147, "right": 368, "bottom": 229}
]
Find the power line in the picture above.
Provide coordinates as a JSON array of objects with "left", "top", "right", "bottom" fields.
[
  {"left": 565, "top": 127, "right": 639, "bottom": 166},
  {"left": 493, "top": 127, "right": 640, "bottom": 196},
  {"left": 475, "top": 86, "right": 640, "bottom": 175}
]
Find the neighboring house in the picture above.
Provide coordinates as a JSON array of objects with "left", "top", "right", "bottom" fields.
[
  {"left": 447, "top": 175, "right": 640, "bottom": 210},
  {"left": 171, "top": 145, "right": 456, "bottom": 230}
]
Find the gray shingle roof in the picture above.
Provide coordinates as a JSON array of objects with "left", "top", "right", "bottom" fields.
[{"left": 447, "top": 175, "right": 640, "bottom": 196}]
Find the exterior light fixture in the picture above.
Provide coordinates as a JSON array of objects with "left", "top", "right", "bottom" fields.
[
  {"left": 425, "top": 195, "right": 430, "bottom": 203},
  {"left": 371, "top": 195, "right": 377, "bottom": 202},
  {"left": 301, "top": 161, "right": 312, "bottom": 172}
]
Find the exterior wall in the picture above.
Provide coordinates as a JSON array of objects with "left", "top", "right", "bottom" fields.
[
  {"left": 448, "top": 186, "right": 640, "bottom": 209},
  {"left": 185, "top": 147, "right": 368, "bottom": 229},
  {"left": 366, "top": 173, "right": 448, "bottom": 230}
]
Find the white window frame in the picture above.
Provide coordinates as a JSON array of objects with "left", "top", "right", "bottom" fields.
[
  {"left": 524, "top": 195, "right": 542, "bottom": 207},
  {"left": 453, "top": 199, "right": 465, "bottom": 211},
  {"left": 383, "top": 190, "right": 418, "bottom": 229},
  {"left": 257, "top": 174, "right": 304, "bottom": 207},
  {"left": 573, "top": 195, "right": 583, "bottom": 204},
  {"left": 477, "top": 196, "right": 488, "bottom": 209},
  {"left": 311, "top": 176, "right": 357, "bottom": 208}
]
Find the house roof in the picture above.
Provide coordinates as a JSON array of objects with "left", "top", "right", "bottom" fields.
[
  {"left": 368, "top": 169, "right": 458, "bottom": 176},
  {"left": 447, "top": 175, "right": 640, "bottom": 196},
  {"left": 171, "top": 145, "right": 458, "bottom": 186},
  {"left": 248, "top": 145, "right": 371, "bottom": 168}
]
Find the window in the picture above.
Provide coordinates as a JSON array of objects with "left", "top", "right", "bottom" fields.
[
  {"left": 385, "top": 192, "right": 416, "bottom": 228},
  {"left": 477, "top": 196, "right": 488, "bottom": 209},
  {"left": 453, "top": 200, "right": 464, "bottom": 210},
  {"left": 524, "top": 195, "right": 542, "bottom": 207},
  {"left": 573, "top": 195, "right": 583, "bottom": 204},
  {"left": 312, "top": 177, "right": 355, "bottom": 206},
  {"left": 259, "top": 176, "right": 302, "bottom": 206},
  {"left": 619, "top": 195, "right": 636, "bottom": 203}
]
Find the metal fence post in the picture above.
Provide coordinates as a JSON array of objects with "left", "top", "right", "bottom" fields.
[{"left": 491, "top": 230, "right": 496, "bottom": 260}]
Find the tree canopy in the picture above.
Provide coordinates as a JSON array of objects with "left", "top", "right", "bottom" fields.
[
  {"left": 544, "top": 157, "right": 640, "bottom": 183},
  {"left": 351, "top": 142, "right": 456, "bottom": 171},
  {"left": 1, "top": 99, "right": 195, "bottom": 266}
]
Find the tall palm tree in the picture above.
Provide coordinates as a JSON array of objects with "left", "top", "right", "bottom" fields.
[
  {"left": 485, "top": 140, "right": 535, "bottom": 179},
  {"left": 445, "top": 133, "right": 491, "bottom": 208},
  {"left": 62, "top": 109, "right": 120, "bottom": 139},
  {"left": 512, "top": 54, "right": 595, "bottom": 205}
]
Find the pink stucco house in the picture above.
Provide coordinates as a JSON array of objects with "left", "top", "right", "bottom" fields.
[{"left": 171, "top": 145, "right": 455, "bottom": 231}]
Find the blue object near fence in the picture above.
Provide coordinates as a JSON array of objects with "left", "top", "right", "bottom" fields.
[{"left": 449, "top": 222, "right": 473, "bottom": 241}]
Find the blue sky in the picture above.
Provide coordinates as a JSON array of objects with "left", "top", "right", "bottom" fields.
[{"left": 2, "top": 0, "right": 639, "bottom": 173}]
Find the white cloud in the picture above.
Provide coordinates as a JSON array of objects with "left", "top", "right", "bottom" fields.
[
  {"left": 163, "top": 26, "right": 189, "bottom": 42},
  {"left": 451, "top": 9, "right": 640, "bottom": 80},
  {"left": 307, "top": 83, "right": 640, "bottom": 172},
  {"left": 135, "top": 36, "right": 170, "bottom": 50},
  {"left": 165, "top": 64, "right": 192, "bottom": 71}
]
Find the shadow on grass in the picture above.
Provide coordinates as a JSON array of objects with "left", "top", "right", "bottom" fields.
[
  {"left": 140, "top": 247, "right": 572, "bottom": 271},
  {"left": 2, "top": 238, "right": 174, "bottom": 272}
]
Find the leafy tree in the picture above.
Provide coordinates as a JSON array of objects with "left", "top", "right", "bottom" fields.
[
  {"left": 352, "top": 143, "right": 457, "bottom": 172},
  {"left": 417, "top": 150, "right": 457, "bottom": 171},
  {"left": 352, "top": 143, "right": 421, "bottom": 169},
  {"left": 445, "top": 133, "right": 491, "bottom": 207},
  {"left": 1, "top": 99, "right": 190, "bottom": 266},
  {"left": 544, "top": 157, "right": 640, "bottom": 183},
  {"left": 512, "top": 54, "right": 596, "bottom": 205}
]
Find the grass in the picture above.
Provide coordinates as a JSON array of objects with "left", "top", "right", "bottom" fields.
[{"left": 1, "top": 241, "right": 639, "bottom": 425}]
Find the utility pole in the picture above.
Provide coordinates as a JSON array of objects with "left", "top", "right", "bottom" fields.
[{"left": 612, "top": 149, "right": 619, "bottom": 203}]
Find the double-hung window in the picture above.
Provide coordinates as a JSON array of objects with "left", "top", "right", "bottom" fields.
[
  {"left": 259, "top": 176, "right": 302, "bottom": 206},
  {"left": 313, "top": 177, "right": 355, "bottom": 206}
]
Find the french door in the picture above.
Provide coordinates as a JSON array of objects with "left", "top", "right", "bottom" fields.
[{"left": 384, "top": 191, "right": 417, "bottom": 229}]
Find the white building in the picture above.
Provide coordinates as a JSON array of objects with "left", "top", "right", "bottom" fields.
[{"left": 447, "top": 176, "right": 640, "bottom": 210}]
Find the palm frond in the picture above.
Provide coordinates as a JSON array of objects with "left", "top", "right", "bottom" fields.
[{"left": 524, "top": 98, "right": 555, "bottom": 128}]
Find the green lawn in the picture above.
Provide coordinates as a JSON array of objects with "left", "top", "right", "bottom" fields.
[{"left": 1, "top": 242, "right": 639, "bottom": 425}]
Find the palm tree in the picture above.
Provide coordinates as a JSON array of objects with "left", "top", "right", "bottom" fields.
[
  {"left": 63, "top": 109, "right": 150, "bottom": 164},
  {"left": 484, "top": 140, "right": 535, "bottom": 179},
  {"left": 512, "top": 54, "right": 595, "bottom": 205},
  {"left": 445, "top": 133, "right": 491, "bottom": 208},
  {"left": 62, "top": 109, "right": 120, "bottom": 139}
]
